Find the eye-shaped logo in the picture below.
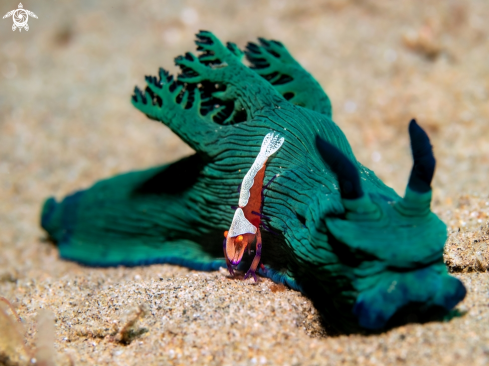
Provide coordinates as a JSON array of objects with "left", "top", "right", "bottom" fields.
[{"left": 3, "top": 3, "right": 38, "bottom": 32}]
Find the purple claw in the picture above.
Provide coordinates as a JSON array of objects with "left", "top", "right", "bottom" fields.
[{"left": 244, "top": 269, "right": 258, "bottom": 282}]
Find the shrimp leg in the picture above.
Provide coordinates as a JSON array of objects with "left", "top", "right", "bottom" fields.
[
  {"left": 223, "top": 238, "right": 235, "bottom": 276},
  {"left": 244, "top": 229, "right": 262, "bottom": 282},
  {"left": 262, "top": 174, "right": 279, "bottom": 191}
]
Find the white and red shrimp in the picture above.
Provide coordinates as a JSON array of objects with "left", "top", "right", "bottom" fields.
[{"left": 223, "top": 132, "right": 284, "bottom": 281}]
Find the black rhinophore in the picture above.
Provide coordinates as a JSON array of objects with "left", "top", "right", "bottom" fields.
[
  {"left": 316, "top": 136, "right": 363, "bottom": 200},
  {"left": 407, "top": 119, "right": 436, "bottom": 193}
]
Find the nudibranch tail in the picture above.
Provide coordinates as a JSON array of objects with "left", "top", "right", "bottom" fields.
[{"left": 239, "top": 132, "right": 284, "bottom": 207}]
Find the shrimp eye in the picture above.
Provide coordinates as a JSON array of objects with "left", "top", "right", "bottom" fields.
[
  {"left": 236, "top": 235, "right": 243, "bottom": 243},
  {"left": 224, "top": 230, "right": 228, "bottom": 238}
]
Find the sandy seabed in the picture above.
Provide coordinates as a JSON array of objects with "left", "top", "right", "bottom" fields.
[{"left": 1, "top": 1, "right": 489, "bottom": 365}]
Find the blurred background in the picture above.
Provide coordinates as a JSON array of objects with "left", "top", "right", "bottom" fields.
[{"left": 1, "top": 0, "right": 489, "bottom": 364}]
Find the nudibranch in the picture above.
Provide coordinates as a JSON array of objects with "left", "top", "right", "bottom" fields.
[
  {"left": 224, "top": 132, "right": 284, "bottom": 280},
  {"left": 40, "top": 31, "right": 466, "bottom": 331}
]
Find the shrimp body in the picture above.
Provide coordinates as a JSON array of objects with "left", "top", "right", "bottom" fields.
[{"left": 224, "top": 132, "right": 284, "bottom": 280}]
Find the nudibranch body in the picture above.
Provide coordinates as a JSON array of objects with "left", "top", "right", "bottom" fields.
[
  {"left": 41, "top": 31, "right": 467, "bottom": 331},
  {"left": 224, "top": 132, "right": 284, "bottom": 281}
]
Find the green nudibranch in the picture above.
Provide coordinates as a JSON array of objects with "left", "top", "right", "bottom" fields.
[{"left": 41, "top": 31, "right": 465, "bottom": 331}]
